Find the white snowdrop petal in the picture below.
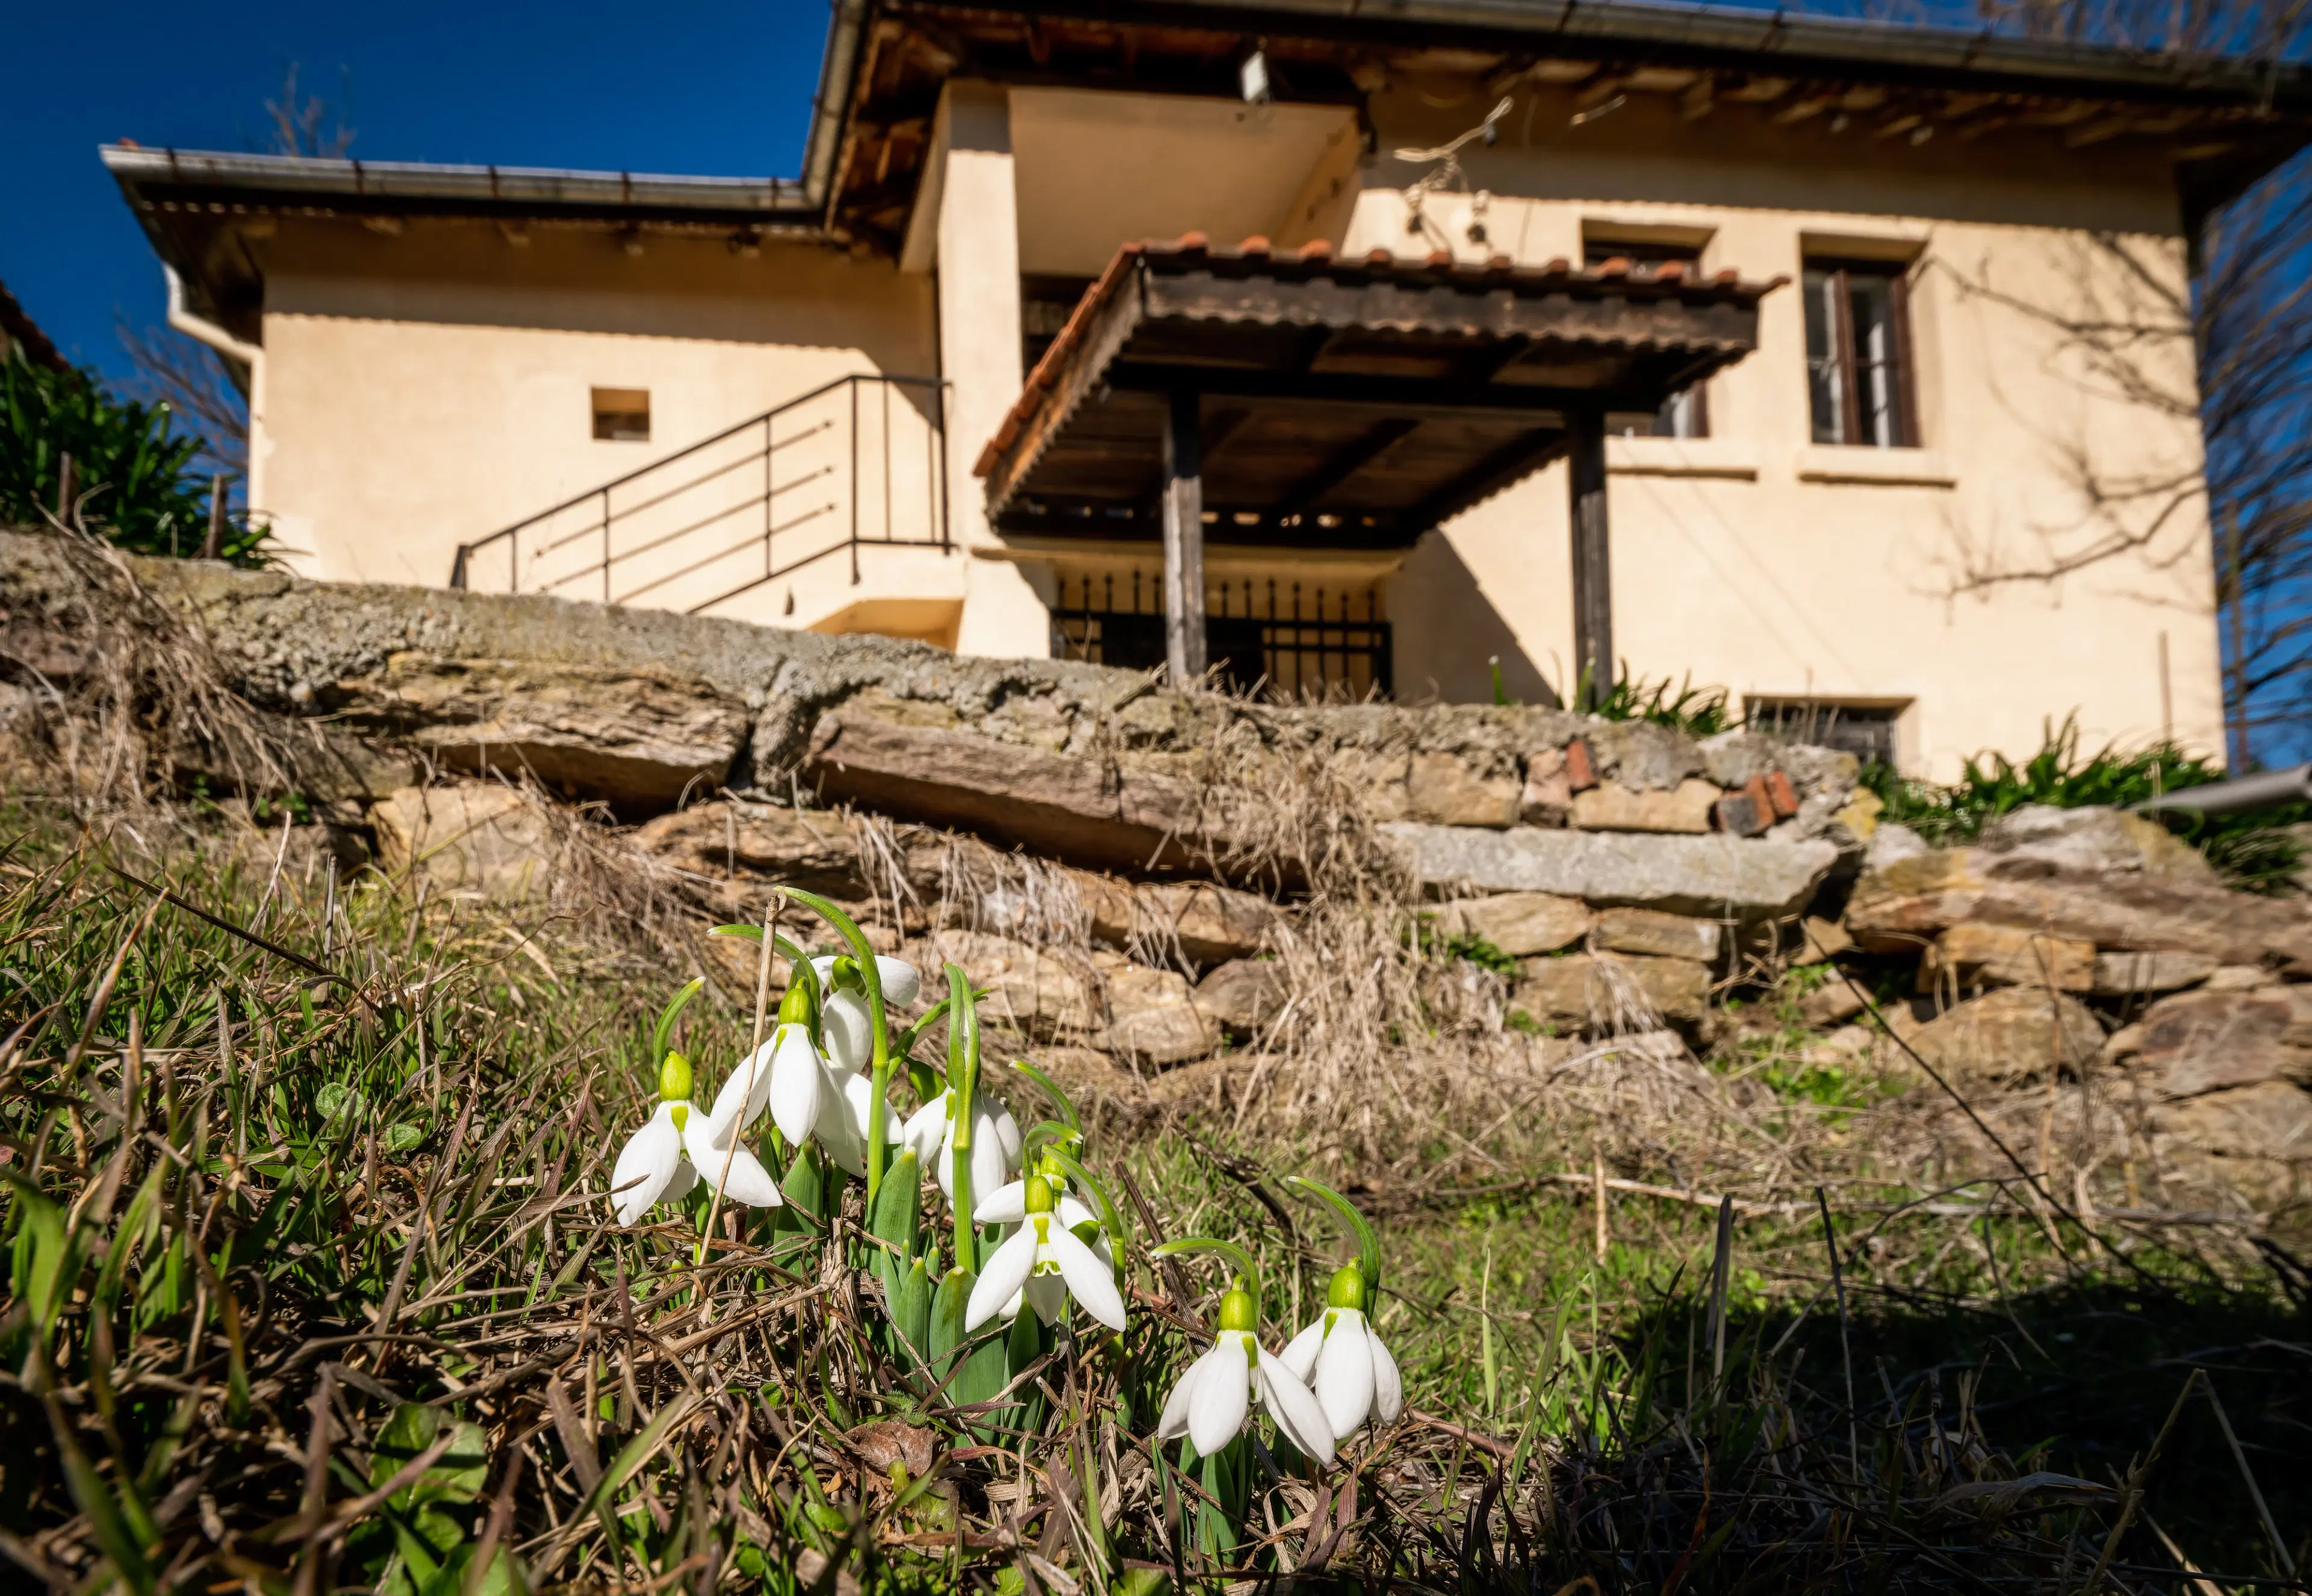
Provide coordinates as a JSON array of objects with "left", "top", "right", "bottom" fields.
[
  {"left": 965, "top": 1227, "right": 1041, "bottom": 1331},
  {"left": 874, "top": 955, "right": 922, "bottom": 1008},
  {"left": 1057, "top": 1194, "right": 1098, "bottom": 1232},
  {"left": 1255, "top": 1349, "right": 1338, "bottom": 1468},
  {"left": 992, "top": 1107, "right": 1024, "bottom": 1160},
  {"left": 1313, "top": 1311, "right": 1377, "bottom": 1439},
  {"left": 766, "top": 1026, "right": 824, "bottom": 1146},
  {"left": 1024, "top": 1272, "right": 1070, "bottom": 1326},
  {"left": 706, "top": 1143, "right": 786, "bottom": 1208},
  {"left": 1187, "top": 1338, "right": 1254, "bottom": 1458},
  {"left": 608, "top": 1105, "right": 684, "bottom": 1225},
  {"left": 1156, "top": 1351, "right": 1210, "bottom": 1441},
  {"left": 663, "top": 1156, "right": 698, "bottom": 1206},
  {"left": 1370, "top": 1328, "right": 1405, "bottom": 1424},
  {"left": 1278, "top": 1318, "right": 1326, "bottom": 1383},
  {"left": 821, "top": 991, "right": 872, "bottom": 1073},
  {"left": 901, "top": 1095, "right": 949, "bottom": 1166},
  {"left": 1043, "top": 1218, "right": 1128, "bottom": 1332},
  {"left": 971, "top": 1132, "right": 1012, "bottom": 1206},
  {"left": 975, "top": 1180, "right": 1029, "bottom": 1225}
]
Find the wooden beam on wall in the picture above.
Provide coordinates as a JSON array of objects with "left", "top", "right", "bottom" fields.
[
  {"left": 1161, "top": 388, "right": 1208, "bottom": 683},
  {"left": 1567, "top": 408, "right": 1614, "bottom": 710}
]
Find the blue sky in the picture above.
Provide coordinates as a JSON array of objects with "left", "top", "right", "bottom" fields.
[{"left": 1, "top": 1, "right": 830, "bottom": 383}]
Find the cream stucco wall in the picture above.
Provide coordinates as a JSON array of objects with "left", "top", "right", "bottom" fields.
[
  {"left": 253, "top": 224, "right": 954, "bottom": 626},
  {"left": 1344, "top": 84, "right": 2223, "bottom": 774},
  {"left": 233, "top": 73, "right": 2225, "bottom": 775}
]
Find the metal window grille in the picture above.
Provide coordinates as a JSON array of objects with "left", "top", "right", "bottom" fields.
[
  {"left": 1751, "top": 698, "right": 1904, "bottom": 771},
  {"left": 1049, "top": 571, "right": 1393, "bottom": 700}
]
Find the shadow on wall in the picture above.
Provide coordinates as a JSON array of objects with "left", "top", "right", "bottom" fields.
[{"left": 1388, "top": 529, "right": 1560, "bottom": 706}]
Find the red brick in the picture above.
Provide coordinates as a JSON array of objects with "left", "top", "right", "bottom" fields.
[
  {"left": 1564, "top": 738, "right": 1597, "bottom": 793},
  {"left": 1764, "top": 769, "right": 1800, "bottom": 819}
]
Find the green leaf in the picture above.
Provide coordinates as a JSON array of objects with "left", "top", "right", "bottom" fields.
[
  {"left": 927, "top": 1267, "right": 971, "bottom": 1376},
  {"left": 893, "top": 1256, "right": 933, "bottom": 1367},
  {"left": 370, "top": 1405, "right": 488, "bottom": 1508},
  {"left": 5, "top": 1175, "right": 79, "bottom": 1335},
  {"left": 780, "top": 1143, "right": 826, "bottom": 1234},
  {"left": 868, "top": 1149, "right": 922, "bottom": 1303},
  {"left": 384, "top": 1122, "right": 424, "bottom": 1154}
]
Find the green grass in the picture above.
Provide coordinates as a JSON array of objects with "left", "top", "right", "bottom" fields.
[
  {"left": 1863, "top": 712, "right": 2308, "bottom": 893},
  {"left": 3, "top": 810, "right": 2307, "bottom": 1592}
]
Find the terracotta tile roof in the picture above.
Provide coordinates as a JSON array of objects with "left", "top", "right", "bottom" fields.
[
  {"left": 976, "top": 234, "right": 1783, "bottom": 479},
  {"left": 0, "top": 278, "right": 68, "bottom": 373}
]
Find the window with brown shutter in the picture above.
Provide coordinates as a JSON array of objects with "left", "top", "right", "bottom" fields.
[{"left": 1803, "top": 259, "right": 1921, "bottom": 448}]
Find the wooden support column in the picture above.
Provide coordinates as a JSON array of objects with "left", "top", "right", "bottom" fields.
[
  {"left": 1567, "top": 407, "right": 1614, "bottom": 709},
  {"left": 1161, "top": 388, "right": 1207, "bottom": 683}
]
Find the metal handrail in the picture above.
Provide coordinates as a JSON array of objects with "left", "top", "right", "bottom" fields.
[{"left": 448, "top": 372, "right": 948, "bottom": 605}]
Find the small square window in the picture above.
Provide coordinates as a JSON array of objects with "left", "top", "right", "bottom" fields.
[{"left": 591, "top": 387, "right": 650, "bottom": 442}]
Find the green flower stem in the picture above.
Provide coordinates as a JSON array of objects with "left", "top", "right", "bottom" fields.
[
  {"left": 1284, "top": 1176, "right": 1384, "bottom": 1312},
  {"left": 1150, "top": 1238, "right": 1265, "bottom": 1327},
  {"left": 650, "top": 977, "right": 705, "bottom": 1067},
  {"left": 776, "top": 888, "right": 892, "bottom": 1201},
  {"left": 1008, "top": 1059, "right": 1080, "bottom": 1129},
  {"left": 944, "top": 961, "right": 980, "bottom": 1273}
]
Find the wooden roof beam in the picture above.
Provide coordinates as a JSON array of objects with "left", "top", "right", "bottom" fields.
[{"left": 1773, "top": 92, "right": 1839, "bottom": 125}]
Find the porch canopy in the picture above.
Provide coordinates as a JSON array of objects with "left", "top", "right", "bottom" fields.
[{"left": 975, "top": 235, "right": 1782, "bottom": 698}]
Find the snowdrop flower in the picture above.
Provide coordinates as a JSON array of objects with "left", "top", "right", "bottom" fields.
[
  {"left": 975, "top": 1172, "right": 1096, "bottom": 1233},
  {"left": 963, "top": 1176, "right": 1126, "bottom": 1333},
  {"left": 680, "top": 1061, "right": 785, "bottom": 1211},
  {"left": 815, "top": 1067, "right": 901, "bottom": 1178},
  {"left": 1156, "top": 1287, "right": 1335, "bottom": 1467},
  {"left": 1279, "top": 1264, "right": 1403, "bottom": 1440},
  {"left": 901, "top": 1086, "right": 1022, "bottom": 1208},
  {"left": 809, "top": 954, "right": 922, "bottom": 1073},
  {"left": 608, "top": 1052, "right": 704, "bottom": 1225}
]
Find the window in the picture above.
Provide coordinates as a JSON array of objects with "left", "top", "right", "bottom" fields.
[
  {"left": 591, "top": 387, "right": 651, "bottom": 442},
  {"left": 1750, "top": 698, "right": 1906, "bottom": 771},
  {"left": 1049, "top": 569, "right": 1392, "bottom": 700},
  {"left": 1803, "top": 260, "right": 1919, "bottom": 447},
  {"left": 1584, "top": 239, "right": 1709, "bottom": 438}
]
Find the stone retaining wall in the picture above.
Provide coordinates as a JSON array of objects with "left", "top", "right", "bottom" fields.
[{"left": 4, "top": 529, "right": 2308, "bottom": 1191}]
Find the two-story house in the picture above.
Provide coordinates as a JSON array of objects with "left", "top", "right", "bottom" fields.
[{"left": 105, "top": 0, "right": 2312, "bottom": 775}]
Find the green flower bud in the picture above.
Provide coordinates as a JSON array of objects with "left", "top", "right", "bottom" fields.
[
  {"left": 658, "top": 1051, "right": 694, "bottom": 1102},
  {"left": 1024, "top": 1174, "right": 1056, "bottom": 1215},
  {"left": 1217, "top": 1287, "right": 1258, "bottom": 1333},
  {"left": 777, "top": 978, "right": 816, "bottom": 1028},
  {"left": 1326, "top": 1263, "right": 1365, "bottom": 1311},
  {"left": 829, "top": 954, "right": 863, "bottom": 993}
]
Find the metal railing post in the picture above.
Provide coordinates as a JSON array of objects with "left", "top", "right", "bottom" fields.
[
  {"left": 451, "top": 544, "right": 469, "bottom": 589},
  {"left": 934, "top": 379, "right": 952, "bottom": 553},
  {"left": 601, "top": 488, "right": 612, "bottom": 603},
  {"left": 848, "top": 376, "right": 861, "bottom": 586}
]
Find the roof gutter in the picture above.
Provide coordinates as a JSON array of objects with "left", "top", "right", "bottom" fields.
[
  {"left": 995, "top": 0, "right": 2312, "bottom": 110},
  {"left": 799, "top": 0, "right": 871, "bottom": 222},
  {"left": 166, "top": 265, "right": 259, "bottom": 368}
]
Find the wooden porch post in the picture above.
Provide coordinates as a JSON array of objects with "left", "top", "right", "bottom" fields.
[
  {"left": 1161, "top": 388, "right": 1208, "bottom": 682},
  {"left": 1567, "top": 407, "right": 1614, "bottom": 709}
]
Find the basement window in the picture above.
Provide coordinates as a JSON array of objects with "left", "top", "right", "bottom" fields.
[
  {"left": 591, "top": 387, "right": 651, "bottom": 442},
  {"left": 1750, "top": 698, "right": 1906, "bottom": 771}
]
